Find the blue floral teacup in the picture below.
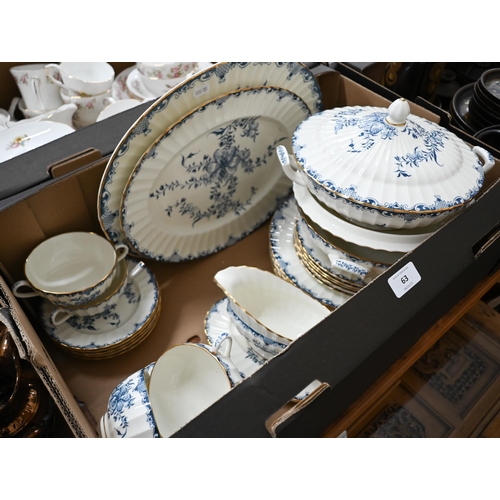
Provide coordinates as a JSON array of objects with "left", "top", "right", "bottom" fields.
[
  {"left": 12, "top": 232, "right": 129, "bottom": 307},
  {"left": 148, "top": 333, "right": 242, "bottom": 438},
  {"left": 101, "top": 362, "right": 159, "bottom": 439},
  {"left": 48, "top": 260, "right": 145, "bottom": 326}
]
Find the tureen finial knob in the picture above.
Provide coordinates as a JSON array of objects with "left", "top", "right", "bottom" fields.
[{"left": 386, "top": 98, "right": 411, "bottom": 126}]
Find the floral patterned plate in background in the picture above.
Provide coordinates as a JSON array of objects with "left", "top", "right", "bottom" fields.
[
  {"left": 120, "top": 86, "right": 311, "bottom": 261},
  {"left": 0, "top": 121, "right": 74, "bottom": 163}
]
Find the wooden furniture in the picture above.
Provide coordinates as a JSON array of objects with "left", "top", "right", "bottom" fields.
[{"left": 322, "top": 268, "right": 500, "bottom": 438}]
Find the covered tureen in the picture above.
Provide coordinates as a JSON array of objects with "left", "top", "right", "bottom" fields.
[{"left": 277, "top": 98, "right": 494, "bottom": 230}]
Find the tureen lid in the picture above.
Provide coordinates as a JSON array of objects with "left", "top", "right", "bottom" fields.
[{"left": 291, "top": 98, "right": 493, "bottom": 213}]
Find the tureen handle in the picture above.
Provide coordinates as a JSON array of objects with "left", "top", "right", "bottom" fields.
[
  {"left": 276, "top": 145, "right": 307, "bottom": 186},
  {"left": 473, "top": 146, "right": 495, "bottom": 174}
]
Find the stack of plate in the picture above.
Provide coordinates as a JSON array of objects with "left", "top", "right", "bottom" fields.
[
  {"left": 38, "top": 258, "right": 160, "bottom": 360},
  {"left": 468, "top": 68, "right": 500, "bottom": 132},
  {"left": 97, "top": 62, "right": 323, "bottom": 263},
  {"left": 269, "top": 185, "right": 435, "bottom": 309}
]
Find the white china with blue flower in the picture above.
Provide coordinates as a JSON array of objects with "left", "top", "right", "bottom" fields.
[
  {"left": 278, "top": 98, "right": 495, "bottom": 230},
  {"left": 205, "top": 297, "right": 322, "bottom": 401},
  {"left": 293, "top": 182, "right": 434, "bottom": 255},
  {"left": 214, "top": 265, "right": 330, "bottom": 356},
  {"left": 270, "top": 196, "right": 351, "bottom": 309},
  {"left": 100, "top": 362, "right": 160, "bottom": 438},
  {"left": 38, "top": 257, "right": 159, "bottom": 357},
  {"left": 120, "top": 86, "right": 311, "bottom": 261},
  {"left": 295, "top": 210, "right": 391, "bottom": 287},
  {"left": 98, "top": 62, "right": 322, "bottom": 249},
  {"left": 148, "top": 333, "right": 242, "bottom": 438}
]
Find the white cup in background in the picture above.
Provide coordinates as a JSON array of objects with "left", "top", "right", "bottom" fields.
[
  {"left": 10, "top": 63, "right": 64, "bottom": 112},
  {"left": 46, "top": 62, "right": 115, "bottom": 97}
]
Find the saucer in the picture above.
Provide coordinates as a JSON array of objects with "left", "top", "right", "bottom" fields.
[
  {"left": 204, "top": 297, "right": 321, "bottom": 401},
  {"left": 97, "top": 99, "right": 142, "bottom": 122},
  {"left": 39, "top": 257, "right": 159, "bottom": 357},
  {"left": 112, "top": 65, "right": 136, "bottom": 101},
  {"left": 269, "top": 196, "right": 351, "bottom": 310},
  {"left": 126, "top": 68, "right": 156, "bottom": 101}
]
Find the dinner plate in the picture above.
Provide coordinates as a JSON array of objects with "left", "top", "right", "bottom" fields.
[
  {"left": 98, "top": 62, "right": 323, "bottom": 248},
  {"left": 270, "top": 196, "right": 351, "bottom": 309},
  {"left": 204, "top": 297, "right": 321, "bottom": 401},
  {"left": 0, "top": 121, "right": 74, "bottom": 162},
  {"left": 39, "top": 258, "right": 159, "bottom": 354},
  {"left": 120, "top": 86, "right": 311, "bottom": 261}
]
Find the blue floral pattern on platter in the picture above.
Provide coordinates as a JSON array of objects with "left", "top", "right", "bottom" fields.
[
  {"left": 39, "top": 257, "right": 159, "bottom": 352},
  {"left": 292, "top": 107, "right": 485, "bottom": 219},
  {"left": 98, "top": 62, "right": 322, "bottom": 249},
  {"left": 147, "top": 116, "right": 284, "bottom": 227},
  {"left": 269, "top": 196, "right": 351, "bottom": 309},
  {"left": 105, "top": 362, "right": 160, "bottom": 438},
  {"left": 121, "top": 86, "right": 310, "bottom": 262}
]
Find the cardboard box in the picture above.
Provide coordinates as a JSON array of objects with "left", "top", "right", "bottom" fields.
[{"left": 2, "top": 64, "right": 500, "bottom": 438}]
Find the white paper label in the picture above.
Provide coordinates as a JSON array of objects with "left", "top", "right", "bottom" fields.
[
  {"left": 388, "top": 261, "right": 421, "bottom": 298},
  {"left": 193, "top": 83, "right": 209, "bottom": 99},
  {"left": 337, "top": 430, "right": 348, "bottom": 438}
]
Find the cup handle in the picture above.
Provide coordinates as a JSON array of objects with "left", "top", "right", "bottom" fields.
[
  {"left": 211, "top": 332, "right": 232, "bottom": 358},
  {"left": 115, "top": 244, "right": 129, "bottom": 263},
  {"left": 129, "top": 261, "right": 145, "bottom": 280},
  {"left": 276, "top": 145, "right": 306, "bottom": 186},
  {"left": 12, "top": 280, "right": 39, "bottom": 298},
  {"left": 30, "top": 76, "right": 46, "bottom": 111},
  {"left": 50, "top": 308, "right": 73, "bottom": 326},
  {"left": 45, "top": 64, "right": 64, "bottom": 88},
  {"left": 210, "top": 333, "right": 243, "bottom": 386},
  {"left": 103, "top": 97, "right": 116, "bottom": 107}
]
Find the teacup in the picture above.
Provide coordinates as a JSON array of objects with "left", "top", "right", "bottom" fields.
[
  {"left": 46, "top": 62, "right": 115, "bottom": 97},
  {"left": 60, "top": 88, "right": 115, "bottom": 128},
  {"left": 149, "top": 333, "right": 242, "bottom": 438},
  {"left": 48, "top": 257, "right": 135, "bottom": 326},
  {"left": 12, "top": 232, "right": 129, "bottom": 307},
  {"left": 136, "top": 62, "right": 198, "bottom": 96},
  {"left": 214, "top": 266, "right": 330, "bottom": 359},
  {"left": 101, "top": 362, "right": 159, "bottom": 438},
  {"left": 10, "top": 63, "right": 64, "bottom": 112}
]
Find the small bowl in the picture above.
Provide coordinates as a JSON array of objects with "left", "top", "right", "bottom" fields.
[
  {"left": 450, "top": 82, "right": 478, "bottom": 135},
  {"left": 474, "top": 125, "right": 500, "bottom": 152},
  {"left": 12, "top": 232, "right": 129, "bottom": 307}
]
